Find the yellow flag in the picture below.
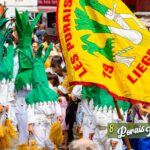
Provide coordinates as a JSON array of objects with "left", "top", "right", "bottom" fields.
[{"left": 57, "top": 0, "right": 150, "bottom": 104}]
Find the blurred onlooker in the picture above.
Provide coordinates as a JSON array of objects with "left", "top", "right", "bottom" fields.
[
  {"left": 47, "top": 72, "right": 59, "bottom": 91},
  {"left": 54, "top": 43, "right": 62, "bottom": 56},
  {"left": 12, "top": 26, "right": 18, "bottom": 46},
  {"left": 57, "top": 85, "right": 69, "bottom": 149},
  {"left": 35, "top": 24, "right": 46, "bottom": 44},
  {"left": 51, "top": 55, "right": 63, "bottom": 68},
  {"left": 42, "top": 32, "right": 51, "bottom": 49},
  {"left": 65, "top": 93, "right": 79, "bottom": 143},
  {"left": 32, "top": 28, "right": 38, "bottom": 43},
  {"left": 61, "top": 67, "right": 73, "bottom": 94},
  {"left": 9, "top": 17, "right": 18, "bottom": 46},
  {"left": 42, "top": 33, "right": 51, "bottom": 68},
  {"left": 10, "top": 17, "right": 15, "bottom": 28},
  {"left": 127, "top": 104, "right": 150, "bottom": 150},
  {"left": 37, "top": 21, "right": 42, "bottom": 29},
  {"left": 50, "top": 56, "right": 64, "bottom": 83},
  {"left": 32, "top": 41, "right": 39, "bottom": 56},
  {"left": 45, "top": 50, "right": 65, "bottom": 73},
  {"left": 137, "top": 104, "right": 150, "bottom": 150},
  {"left": 69, "top": 139, "right": 98, "bottom": 150},
  {"left": 52, "top": 63, "right": 63, "bottom": 76}
]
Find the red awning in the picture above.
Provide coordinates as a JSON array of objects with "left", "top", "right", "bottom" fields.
[
  {"left": 38, "top": 0, "right": 57, "bottom": 7},
  {"left": 38, "top": 6, "right": 56, "bottom": 13}
]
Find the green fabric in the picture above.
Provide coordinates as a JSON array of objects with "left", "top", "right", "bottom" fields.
[
  {"left": 0, "top": 10, "right": 16, "bottom": 81},
  {"left": 15, "top": 9, "right": 58, "bottom": 104},
  {"left": 0, "top": 9, "right": 9, "bottom": 60},
  {"left": 15, "top": 69, "right": 32, "bottom": 91},
  {"left": 82, "top": 86, "right": 130, "bottom": 111},
  {"left": 80, "top": 0, "right": 108, "bottom": 16},
  {"left": 25, "top": 43, "right": 58, "bottom": 105},
  {"left": 0, "top": 61, "right": 8, "bottom": 80},
  {"left": 81, "top": 34, "right": 114, "bottom": 62},
  {"left": 75, "top": 8, "right": 110, "bottom": 33},
  {"left": 15, "top": 9, "right": 42, "bottom": 90},
  {"left": 3, "top": 39, "right": 16, "bottom": 80},
  {"left": 75, "top": 1, "right": 114, "bottom": 62}
]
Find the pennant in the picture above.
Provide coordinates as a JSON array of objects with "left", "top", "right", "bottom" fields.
[{"left": 57, "top": 0, "right": 150, "bottom": 104}]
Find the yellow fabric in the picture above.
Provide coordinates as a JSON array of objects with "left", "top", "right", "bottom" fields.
[
  {"left": 53, "top": 145, "right": 57, "bottom": 150},
  {"left": 30, "top": 140, "right": 37, "bottom": 150},
  {"left": 44, "top": 57, "right": 50, "bottom": 69},
  {"left": 0, "top": 127, "right": 11, "bottom": 149},
  {"left": 18, "top": 143, "right": 29, "bottom": 150},
  {"left": 43, "top": 41, "right": 49, "bottom": 50},
  {"left": 58, "top": 0, "right": 150, "bottom": 104},
  {"left": 49, "top": 121, "right": 63, "bottom": 146},
  {"left": 37, "top": 148, "right": 46, "bottom": 150},
  {"left": 5, "top": 119, "right": 17, "bottom": 138},
  {"left": 61, "top": 75, "right": 74, "bottom": 94},
  {"left": 141, "top": 107, "right": 150, "bottom": 113},
  {"left": 0, "top": 120, "right": 17, "bottom": 149},
  {"left": 0, "top": 124, "right": 4, "bottom": 137},
  {"left": 43, "top": 41, "right": 50, "bottom": 68}
]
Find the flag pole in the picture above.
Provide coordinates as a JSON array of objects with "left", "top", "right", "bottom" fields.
[{"left": 113, "top": 98, "right": 132, "bottom": 150}]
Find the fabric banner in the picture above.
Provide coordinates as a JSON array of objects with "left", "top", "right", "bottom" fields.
[{"left": 57, "top": 0, "right": 150, "bottom": 104}]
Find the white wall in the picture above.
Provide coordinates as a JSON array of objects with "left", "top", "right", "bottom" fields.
[
  {"left": 0, "top": 0, "right": 5, "bottom": 5},
  {"left": 5, "top": 0, "right": 38, "bottom": 18}
]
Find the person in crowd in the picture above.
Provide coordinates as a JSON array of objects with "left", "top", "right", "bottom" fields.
[
  {"left": 42, "top": 32, "right": 51, "bottom": 49},
  {"left": 46, "top": 54, "right": 63, "bottom": 74},
  {"left": 11, "top": 26, "right": 18, "bottom": 46},
  {"left": 26, "top": 43, "right": 61, "bottom": 150},
  {"left": 71, "top": 85, "right": 94, "bottom": 139},
  {"left": 47, "top": 72, "right": 59, "bottom": 91},
  {"left": 35, "top": 24, "right": 46, "bottom": 44},
  {"left": 41, "top": 33, "right": 52, "bottom": 69},
  {"left": 57, "top": 85, "right": 69, "bottom": 149},
  {"left": 51, "top": 55, "right": 63, "bottom": 69},
  {"left": 0, "top": 10, "right": 17, "bottom": 148},
  {"left": 10, "top": 16, "right": 15, "bottom": 28},
  {"left": 53, "top": 43, "right": 62, "bottom": 57},
  {"left": 36, "top": 21, "right": 42, "bottom": 30},
  {"left": 134, "top": 104, "right": 150, "bottom": 150},
  {"left": 32, "top": 28, "right": 38, "bottom": 43},
  {"left": 51, "top": 63, "right": 64, "bottom": 83},
  {"left": 14, "top": 9, "right": 43, "bottom": 149},
  {"left": 61, "top": 67, "right": 74, "bottom": 95},
  {"left": 65, "top": 86, "right": 80, "bottom": 144},
  {"left": 32, "top": 41, "right": 39, "bottom": 56}
]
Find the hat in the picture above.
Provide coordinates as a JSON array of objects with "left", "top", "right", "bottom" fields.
[
  {"left": 58, "top": 85, "right": 68, "bottom": 94},
  {"left": 72, "top": 85, "right": 82, "bottom": 99},
  {"left": 10, "top": 16, "right": 16, "bottom": 20}
]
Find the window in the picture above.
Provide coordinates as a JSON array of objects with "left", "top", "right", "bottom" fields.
[{"left": 47, "top": 12, "right": 56, "bottom": 28}]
